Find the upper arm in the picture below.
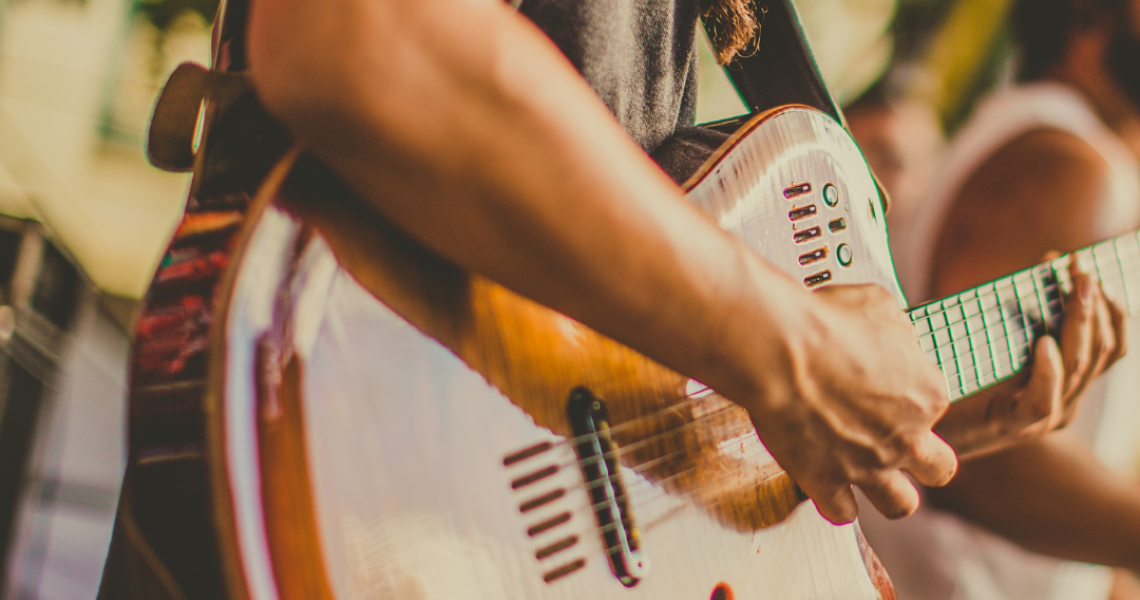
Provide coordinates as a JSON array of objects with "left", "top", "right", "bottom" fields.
[{"left": 928, "top": 128, "right": 1110, "bottom": 299}]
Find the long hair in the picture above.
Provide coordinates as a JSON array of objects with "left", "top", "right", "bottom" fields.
[{"left": 703, "top": 0, "right": 761, "bottom": 64}]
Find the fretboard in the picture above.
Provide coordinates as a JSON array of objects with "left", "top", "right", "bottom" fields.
[{"left": 907, "top": 230, "right": 1140, "bottom": 401}]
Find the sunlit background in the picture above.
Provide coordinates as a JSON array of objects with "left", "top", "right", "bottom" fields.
[{"left": 0, "top": 0, "right": 1106, "bottom": 598}]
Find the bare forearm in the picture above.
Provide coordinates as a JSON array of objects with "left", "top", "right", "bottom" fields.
[
  {"left": 246, "top": 0, "right": 957, "bottom": 523},
  {"left": 928, "top": 434, "right": 1140, "bottom": 570},
  {"left": 247, "top": 0, "right": 805, "bottom": 398}
]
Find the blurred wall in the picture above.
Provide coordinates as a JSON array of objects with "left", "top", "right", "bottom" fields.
[{"left": 0, "top": 1, "right": 211, "bottom": 598}]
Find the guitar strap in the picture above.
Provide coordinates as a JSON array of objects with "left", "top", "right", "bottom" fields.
[{"left": 725, "top": 0, "right": 844, "bottom": 124}]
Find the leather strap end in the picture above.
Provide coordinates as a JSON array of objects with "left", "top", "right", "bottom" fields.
[{"left": 148, "top": 62, "right": 211, "bottom": 173}]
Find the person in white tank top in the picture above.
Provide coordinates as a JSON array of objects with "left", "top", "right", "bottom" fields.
[{"left": 859, "top": 0, "right": 1140, "bottom": 598}]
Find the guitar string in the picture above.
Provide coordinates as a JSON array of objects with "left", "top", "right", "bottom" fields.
[
  {"left": 515, "top": 238, "right": 1140, "bottom": 456},
  {"left": 513, "top": 277, "right": 1113, "bottom": 525},
  {"left": 915, "top": 274, "right": 1136, "bottom": 366},
  {"left": 508, "top": 397, "right": 779, "bottom": 508},
  {"left": 585, "top": 443, "right": 779, "bottom": 542},
  {"left": 541, "top": 309, "right": 1090, "bottom": 521},
  {"left": 565, "top": 420, "right": 769, "bottom": 504},
  {"left": 534, "top": 291, "right": 1048, "bottom": 465},
  {"left": 554, "top": 441, "right": 779, "bottom": 541},
  {"left": 540, "top": 398, "right": 763, "bottom": 475},
  {"left": 912, "top": 267, "right": 1069, "bottom": 340},
  {"left": 931, "top": 326, "right": 1051, "bottom": 380},
  {"left": 912, "top": 287, "right": 1077, "bottom": 392},
  {"left": 519, "top": 387, "right": 721, "bottom": 454},
  {"left": 520, "top": 239, "right": 1140, "bottom": 544},
  {"left": 911, "top": 243, "right": 1140, "bottom": 342},
  {"left": 515, "top": 301, "right": 1057, "bottom": 508},
  {"left": 905, "top": 240, "right": 1140, "bottom": 394}
]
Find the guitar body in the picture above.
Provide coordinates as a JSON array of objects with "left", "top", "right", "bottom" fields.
[{"left": 210, "top": 106, "right": 904, "bottom": 600}]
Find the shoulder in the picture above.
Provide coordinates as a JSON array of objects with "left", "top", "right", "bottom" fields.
[
  {"left": 983, "top": 127, "right": 1108, "bottom": 191},
  {"left": 956, "top": 127, "right": 1109, "bottom": 235},
  {"left": 927, "top": 127, "right": 1111, "bottom": 296}
]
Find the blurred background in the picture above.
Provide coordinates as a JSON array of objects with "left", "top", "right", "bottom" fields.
[{"left": 0, "top": 0, "right": 1115, "bottom": 598}]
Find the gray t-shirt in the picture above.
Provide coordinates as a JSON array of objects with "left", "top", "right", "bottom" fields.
[{"left": 521, "top": 0, "right": 728, "bottom": 182}]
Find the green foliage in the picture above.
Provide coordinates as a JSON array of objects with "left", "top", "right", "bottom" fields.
[{"left": 132, "top": 0, "right": 219, "bottom": 33}]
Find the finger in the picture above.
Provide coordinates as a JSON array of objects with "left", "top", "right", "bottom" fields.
[
  {"left": 1024, "top": 335, "right": 1064, "bottom": 429},
  {"left": 1089, "top": 288, "right": 1116, "bottom": 377},
  {"left": 858, "top": 470, "right": 921, "bottom": 520},
  {"left": 901, "top": 430, "right": 958, "bottom": 487},
  {"left": 1060, "top": 283, "right": 1112, "bottom": 412},
  {"left": 1059, "top": 272, "right": 1095, "bottom": 399},
  {"left": 804, "top": 482, "right": 859, "bottom": 525}
]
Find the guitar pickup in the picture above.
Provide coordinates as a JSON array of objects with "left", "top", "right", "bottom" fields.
[
  {"left": 567, "top": 388, "right": 648, "bottom": 587},
  {"left": 793, "top": 226, "right": 822, "bottom": 244},
  {"left": 788, "top": 205, "right": 817, "bottom": 221}
]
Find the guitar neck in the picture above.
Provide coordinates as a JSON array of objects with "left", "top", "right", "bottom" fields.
[{"left": 907, "top": 230, "right": 1140, "bottom": 401}]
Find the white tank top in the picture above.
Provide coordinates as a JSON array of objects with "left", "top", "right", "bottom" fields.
[{"left": 860, "top": 82, "right": 1140, "bottom": 600}]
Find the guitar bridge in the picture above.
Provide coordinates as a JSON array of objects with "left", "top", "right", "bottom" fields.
[{"left": 567, "top": 387, "right": 648, "bottom": 587}]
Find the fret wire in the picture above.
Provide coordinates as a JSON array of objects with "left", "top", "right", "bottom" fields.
[
  {"left": 997, "top": 275, "right": 1018, "bottom": 374},
  {"left": 937, "top": 313, "right": 1034, "bottom": 386},
  {"left": 945, "top": 344, "right": 1034, "bottom": 396},
  {"left": 939, "top": 320, "right": 1034, "bottom": 376},
  {"left": 914, "top": 275, "right": 1063, "bottom": 341},
  {"left": 940, "top": 301, "right": 1069, "bottom": 382},
  {"left": 917, "top": 281, "right": 1034, "bottom": 373},
  {"left": 911, "top": 229, "right": 1140, "bottom": 397},
  {"left": 946, "top": 299, "right": 965, "bottom": 396},
  {"left": 949, "top": 338, "right": 1043, "bottom": 391},
  {"left": 1016, "top": 273, "right": 1036, "bottom": 369},
  {"left": 963, "top": 289, "right": 984, "bottom": 389},
  {"left": 978, "top": 281, "right": 1002, "bottom": 382},
  {"left": 1032, "top": 266, "right": 1051, "bottom": 329},
  {"left": 948, "top": 347, "right": 1031, "bottom": 396},
  {"left": 940, "top": 338, "right": 1036, "bottom": 379},
  {"left": 916, "top": 290, "right": 1062, "bottom": 362},
  {"left": 1040, "top": 267, "right": 1058, "bottom": 332}
]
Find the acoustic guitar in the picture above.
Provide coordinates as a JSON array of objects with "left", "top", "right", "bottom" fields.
[
  {"left": 213, "top": 100, "right": 902, "bottom": 600},
  {"left": 211, "top": 86, "right": 1140, "bottom": 600},
  {"left": 129, "top": 1, "right": 1139, "bottom": 599}
]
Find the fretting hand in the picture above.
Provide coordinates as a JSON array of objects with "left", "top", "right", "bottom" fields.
[
  {"left": 936, "top": 258, "right": 1126, "bottom": 459},
  {"left": 729, "top": 281, "right": 958, "bottom": 524}
]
